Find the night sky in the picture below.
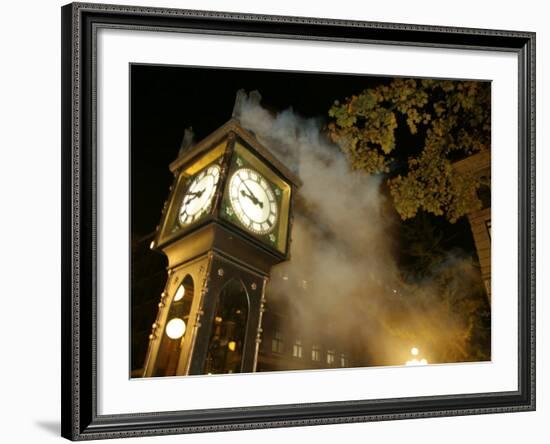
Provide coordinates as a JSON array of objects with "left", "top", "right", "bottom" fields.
[{"left": 130, "top": 64, "right": 476, "bottom": 256}]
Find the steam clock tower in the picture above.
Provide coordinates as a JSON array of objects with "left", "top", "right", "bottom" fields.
[{"left": 143, "top": 116, "right": 300, "bottom": 377}]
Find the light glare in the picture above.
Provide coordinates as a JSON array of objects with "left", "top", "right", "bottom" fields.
[
  {"left": 173, "top": 285, "right": 185, "bottom": 302},
  {"left": 406, "top": 346, "right": 428, "bottom": 366},
  {"left": 165, "top": 318, "right": 186, "bottom": 339}
]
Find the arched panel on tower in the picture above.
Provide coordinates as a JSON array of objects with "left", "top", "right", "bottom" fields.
[
  {"left": 203, "top": 279, "right": 250, "bottom": 374},
  {"left": 153, "top": 274, "right": 195, "bottom": 376}
]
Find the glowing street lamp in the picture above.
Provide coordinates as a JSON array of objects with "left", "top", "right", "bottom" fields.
[{"left": 406, "top": 347, "right": 428, "bottom": 366}]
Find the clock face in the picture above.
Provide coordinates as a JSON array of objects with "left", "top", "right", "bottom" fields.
[
  {"left": 228, "top": 167, "right": 279, "bottom": 234},
  {"left": 178, "top": 164, "right": 221, "bottom": 226}
]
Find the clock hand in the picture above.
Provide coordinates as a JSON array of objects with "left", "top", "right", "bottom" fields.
[
  {"left": 240, "top": 189, "right": 264, "bottom": 209},
  {"left": 240, "top": 189, "right": 255, "bottom": 202},
  {"left": 183, "top": 188, "right": 205, "bottom": 205},
  {"left": 240, "top": 182, "right": 264, "bottom": 208},
  {"left": 189, "top": 188, "right": 205, "bottom": 197},
  {"left": 243, "top": 180, "right": 258, "bottom": 200}
]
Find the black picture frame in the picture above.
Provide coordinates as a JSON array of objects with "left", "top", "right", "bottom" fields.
[{"left": 61, "top": 2, "right": 536, "bottom": 440}]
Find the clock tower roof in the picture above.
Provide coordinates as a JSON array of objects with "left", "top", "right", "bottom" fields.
[{"left": 170, "top": 118, "right": 302, "bottom": 188}]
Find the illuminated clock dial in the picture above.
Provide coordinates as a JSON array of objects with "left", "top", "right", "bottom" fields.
[
  {"left": 178, "top": 164, "right": 220, "bottom": 226},
  {"left": 228, "top": 167, "right": 278, "bottom": 234}
]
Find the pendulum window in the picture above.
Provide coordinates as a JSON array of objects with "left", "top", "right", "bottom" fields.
[
  {"left": 204, "top": 279, "right": 249, "bottom": 374},
  {"left": 153, "top": 275, "right": 194, "bottom": 376}
]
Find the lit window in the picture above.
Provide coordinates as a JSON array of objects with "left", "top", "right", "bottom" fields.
[
  {"left": 311, "top": 345, "right": 321, "bottom": 362},
  {"left": 271, "top": 331, "right": 284, "bottom": 353},
  {"left": 327, "top": 349, "right": 335, "bottom": 365},
  {"left": 340, "top": 353, "right": 347, "bottom": 367},
  {"left": 292, "top": 339, "right": 303, "bottom": 358}
]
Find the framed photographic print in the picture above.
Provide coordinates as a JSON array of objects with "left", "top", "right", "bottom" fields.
[{"left": 61, "top": 2, "right": 536, "bottom": 440}]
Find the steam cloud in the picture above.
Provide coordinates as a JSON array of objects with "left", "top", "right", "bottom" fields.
[{"left": 235, "top": 91, "right": 488, "bottom": 367}]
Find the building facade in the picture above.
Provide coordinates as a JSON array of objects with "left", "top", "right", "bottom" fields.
[{"left": 453, "top": 150, "right": 491, "bottom": 302}]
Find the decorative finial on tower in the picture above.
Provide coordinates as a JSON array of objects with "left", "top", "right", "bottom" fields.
[
  {"left": 178, "top": 127, "right": 194, "bottom": 156},
  {"left": 232, "top": 89, "right": 247, "bottom": 120}
]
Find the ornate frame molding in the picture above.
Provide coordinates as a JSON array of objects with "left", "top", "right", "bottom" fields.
[{"left": 61, "top": 2, "right": 535, "bottom": 440}]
